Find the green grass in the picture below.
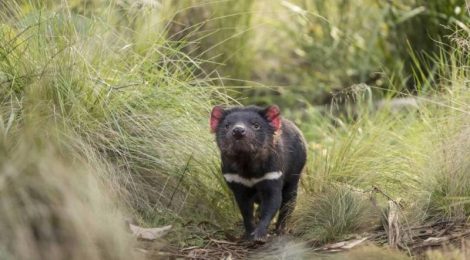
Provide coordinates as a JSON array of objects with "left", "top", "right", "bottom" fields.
[
  {"left": 0, "top": 130, "right": 140, "bottom": 259},
  {"left": 0, "top": 0, "right": 237, "bottom": 252},
  {"left": 291, "top": 43, "right": 470, "bottom": 244},
  {"left": 167, "top": 0, "right": 469, "bottom": 106},
  {"left": 0, "top": 0, "right": 469, "bottom": 258},
  {"left": 166, "top": 0, "right": 255, "bottom": 84},
  {"left": 292, "top": 185, "right": 380, "bottom": 244}
]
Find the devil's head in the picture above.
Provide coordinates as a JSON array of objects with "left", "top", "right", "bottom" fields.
[{"left": 210, "top": 105, "right": 281, "bottom": 157}]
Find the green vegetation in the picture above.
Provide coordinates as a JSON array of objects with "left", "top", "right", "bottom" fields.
[
  {"left": 0, "top": 0, "right": 469, "bottom": 259},
  {"left": 0, "top": 0, "right": 234, "bottom": 255},
  {"left": 0, "top": 132, "right": 138, "bottom": 260},
  {"left": 293, "top": 50, "right": 469, "bottom": 243},
  {"left": 293, "top": 186, "right": 380, "bottom": 244}
]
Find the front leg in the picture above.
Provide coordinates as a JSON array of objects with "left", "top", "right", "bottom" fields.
[
  {"left": 230, "top": 184, "right": 256, "bottom": 238},
  {"left": 252, "top": 181, "right": 282, "bottom": 241}
]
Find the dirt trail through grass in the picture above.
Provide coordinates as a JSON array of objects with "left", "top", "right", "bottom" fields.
[
  {"left": 138, "top": 234, "right": 303, "bottom": 259},
  {"left": 134, "top": 218, "right": 470, "bottom": 259}
]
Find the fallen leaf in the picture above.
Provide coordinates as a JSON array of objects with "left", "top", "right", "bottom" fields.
[
  {"left": 317, "top": 237, "right": 369, "bottom": 251},
  {"left": 129, "top": 223, "right": 172, "bottom": 240}
]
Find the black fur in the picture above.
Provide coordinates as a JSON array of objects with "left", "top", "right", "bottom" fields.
[{"left": 211, "top": 105, "right": 307, "bottom": 241}]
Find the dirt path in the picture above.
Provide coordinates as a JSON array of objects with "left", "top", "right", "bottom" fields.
[
  {"left": 136, "top": 219, "right": 470, "bottom": 259},
  {"left": 171, "top": 235, "right": 311, "bottom": 259}
]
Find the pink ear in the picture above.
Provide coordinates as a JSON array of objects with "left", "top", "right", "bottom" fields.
[
  {"left": 210, "top": 106, "right": 224, "bottom": 133},
  {"left": 264, "top": 105, "right": 281, "bottom": 131}
]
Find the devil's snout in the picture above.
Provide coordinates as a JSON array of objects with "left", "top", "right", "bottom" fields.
[{"left": 232, "top": 126, "right": 246, "bottom": 139}]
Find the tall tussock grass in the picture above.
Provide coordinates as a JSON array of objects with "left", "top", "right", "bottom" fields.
[
  {"left": 168, "top": 0, "right": 255, "bottom": 83},
  {"left": 0, "top": 0, "right": 237, "bottom": 251},
  {"left": 293, "top": 186, "right": 380, "bottom": 244},
  {"left": 0, "top": 130, "right": 140, "bottom": 260},
  {"left": 165, "top": 0, "right": 469, "bottom": 106},
  {"left": 292, "top": 41, "right": 470, "bottom": 243}
]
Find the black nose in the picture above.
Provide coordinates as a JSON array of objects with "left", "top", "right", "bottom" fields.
[{"left": 232, "top": 126, "right": 246, "bottom": 139}]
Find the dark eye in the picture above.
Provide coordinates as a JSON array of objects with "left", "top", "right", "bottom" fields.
[
  {"left": 225, "top": 123, "right": 230, "bottom": 129},
  {"left": 253, "top": 122, "right": 260, "bottom": 130}
]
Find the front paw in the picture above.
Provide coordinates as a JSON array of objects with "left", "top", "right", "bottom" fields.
[{"left": 251, "top": 227, "right": 268, "bottom": 242}]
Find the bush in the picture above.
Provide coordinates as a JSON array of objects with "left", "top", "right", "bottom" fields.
[{"left": 292, "top": 186, "right": 379, "bottom": 244}]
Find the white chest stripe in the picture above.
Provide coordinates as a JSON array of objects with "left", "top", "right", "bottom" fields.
[{"left": 223, "top": 171, "right": 283, "bottom": 187}]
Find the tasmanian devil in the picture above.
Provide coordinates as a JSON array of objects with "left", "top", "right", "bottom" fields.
[{"left": 210, "top": 105, "right": 307, "bottom": 241}]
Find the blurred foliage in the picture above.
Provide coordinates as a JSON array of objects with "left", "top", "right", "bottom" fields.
[
  {"left": 163, "top": 0, "right": 469, "bottom": 107},
  {"left": 167, "top": 0, "right": 255, "bottom": 83}
]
